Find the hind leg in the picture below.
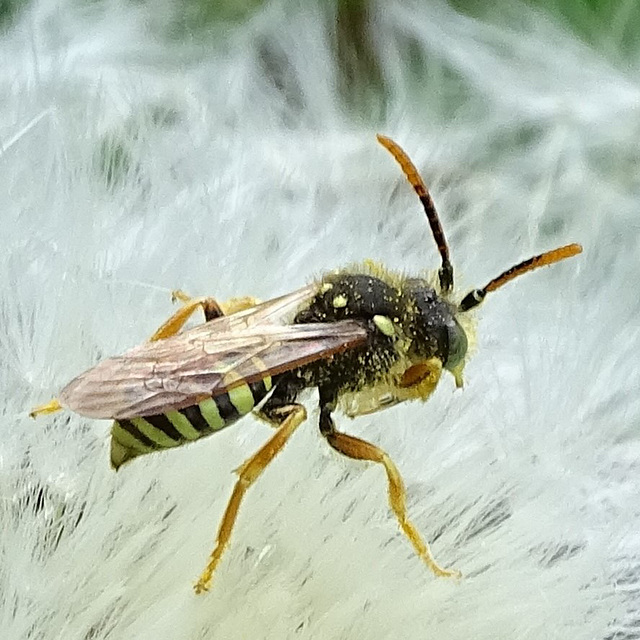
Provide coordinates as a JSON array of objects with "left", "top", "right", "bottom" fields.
[
  {"left": 149, "top": 294, "right": 223, "bottom": 341},
  {"left": 149, "top": 291, "right": 261, "bottom": 341},
  {"left": 194, "top": 403, "right": 307, "bottom": 594}
]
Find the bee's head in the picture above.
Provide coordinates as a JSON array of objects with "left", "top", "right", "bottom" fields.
[
  {"left": 377, "top": 133, "right": 582, "bottom": 383},
  {"left": 405, "top": 279, "right": 468, "bottom": 387}
]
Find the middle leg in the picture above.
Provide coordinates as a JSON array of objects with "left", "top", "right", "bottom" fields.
[{"left": 318, "top": 391, "right": 460, "bottom": 579}]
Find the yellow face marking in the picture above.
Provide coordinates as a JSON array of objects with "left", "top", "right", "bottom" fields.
[
  {"left": 373, "top": 314, "right": 395, "bottom": 337},
  {"left": 166, "top": 410, "right": 201, "bottom": 440},
  {"left": 131, "top": 417, "right": 180, "bottom": 448},
  {"left": 332, "top": 294, "right": 348, "bottom": 308},
  {"left": 228, "top": 384, "right": 255, "bottom": 415},
  {"left": 112, "top": 422, "right": 155, "bottom": 454},
  {"left": 320, "top": 282, "right": 333, "bottom": 293},
  {"left": 198, "top": 398, "right": 225, "bottom": 430}
]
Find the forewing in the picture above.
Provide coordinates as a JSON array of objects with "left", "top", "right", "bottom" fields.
[{"left": 59, "top": 286, "right": 367, "bottom": 419}]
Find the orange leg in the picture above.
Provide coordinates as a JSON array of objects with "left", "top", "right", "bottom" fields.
[
  {"left": 323, "top": 427, "right": 460, "bottom": 579},
  {"left": 149, "top": 292, "right": 222, "bottom": 341},
  {"left": 29, "top": 398, "right": 63, "bottom": 418},
  {"left": 149, "top": 291, "right": 261, "bottom": 342},
  {"left": 194, "top": 404, "right": 307, "bottom": 594}
]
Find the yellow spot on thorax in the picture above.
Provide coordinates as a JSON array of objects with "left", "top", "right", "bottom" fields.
[
  {"left": 332, "top": 294, "right": 348, "bottom": 308},
  {"left": 373, "top": 314, "right": 395, "bottom": 337}
]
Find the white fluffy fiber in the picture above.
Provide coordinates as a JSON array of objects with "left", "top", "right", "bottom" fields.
[{"left": 2, "top": 1, "right": 639, "bottom": 638}]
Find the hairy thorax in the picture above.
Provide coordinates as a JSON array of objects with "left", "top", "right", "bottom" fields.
[{"left": 291, "top": 262, "right": 452, "bottom": 416}]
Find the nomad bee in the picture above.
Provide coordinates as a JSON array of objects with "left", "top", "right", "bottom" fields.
[{"left": 31, "top": 135, "right": 582, "bottom": 594}]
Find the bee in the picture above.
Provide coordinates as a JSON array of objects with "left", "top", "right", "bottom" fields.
[{"left": 30, "top": 135, "right": 582, "bottom": 594}]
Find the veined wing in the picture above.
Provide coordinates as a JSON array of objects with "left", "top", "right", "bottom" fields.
[{"left": 59, "top": 285, "right": 367, "bottom": 419}]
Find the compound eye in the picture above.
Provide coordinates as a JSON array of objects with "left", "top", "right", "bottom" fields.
[{"left": 445, "top": 319, "right": 468, "bottom": 370}]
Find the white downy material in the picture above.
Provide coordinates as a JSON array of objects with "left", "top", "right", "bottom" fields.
[{"left": 1, "top": 1, "right": 638, "bottom": 638}]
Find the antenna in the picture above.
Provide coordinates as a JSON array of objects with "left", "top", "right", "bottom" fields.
[
  {"left": 458, "top": 243, "right": 583, "bottom": 312},
  {"left": 377, "top": 134, "right": 454, "bottom": 293}
]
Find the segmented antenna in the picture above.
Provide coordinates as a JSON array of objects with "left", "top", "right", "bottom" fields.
[
  {"left": 377, "top": 134, "right": 454, "bottom": 293},
  {"left": 458, "top": 243, "right": 583, "bottom": 312}
]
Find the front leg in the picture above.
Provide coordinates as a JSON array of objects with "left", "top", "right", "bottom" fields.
[{"left": 318, "top": 388, "right": 460, "bottom": 579}]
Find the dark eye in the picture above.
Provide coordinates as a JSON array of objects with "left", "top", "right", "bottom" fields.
[{"left": 445, "top": 319, "right": 468, "bottom": 370}]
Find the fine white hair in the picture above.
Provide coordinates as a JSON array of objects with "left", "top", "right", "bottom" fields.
[{"left": 2, "top": 1, "right": 638, "bottom": 638}]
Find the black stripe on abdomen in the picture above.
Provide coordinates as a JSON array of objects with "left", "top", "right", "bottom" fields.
[
  {"left": 143, "top": 413, "right": 184, "bottom": 441},
  {"left": 179, "top": 405, "right": 211, "bottom": 433},
  {"left": 116, "top": 419, "right": 156, "bottom": 449},
  {"left": 110, "top": 374, "right": 275, "bottom": 470},
  {"left": 251, "top": 379, "right": 270, "bottom": 401},
  {"left": 214, "top": 392, "right": 238, "bottom": 423}
]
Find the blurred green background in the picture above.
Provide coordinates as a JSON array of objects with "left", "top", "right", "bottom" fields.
[{"left": 3, "top": 0, "right": 638, "bottom": 116}]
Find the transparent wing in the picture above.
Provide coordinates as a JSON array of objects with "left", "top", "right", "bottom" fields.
[{"left": 59, "top": 285, "right": 367, "bottom": 419}]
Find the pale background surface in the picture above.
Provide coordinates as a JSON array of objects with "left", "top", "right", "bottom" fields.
[{"left": 1, "top": 1, "right": 638, "bottom": 639}]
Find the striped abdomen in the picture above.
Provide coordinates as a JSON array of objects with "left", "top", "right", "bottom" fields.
[{"left": 110, "top": 375, "right": 273, "bottom": 469}]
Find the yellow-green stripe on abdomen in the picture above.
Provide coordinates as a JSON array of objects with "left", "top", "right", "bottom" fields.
[{"left": 110, "top": 377, "right": 272, "bottom": 469}]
